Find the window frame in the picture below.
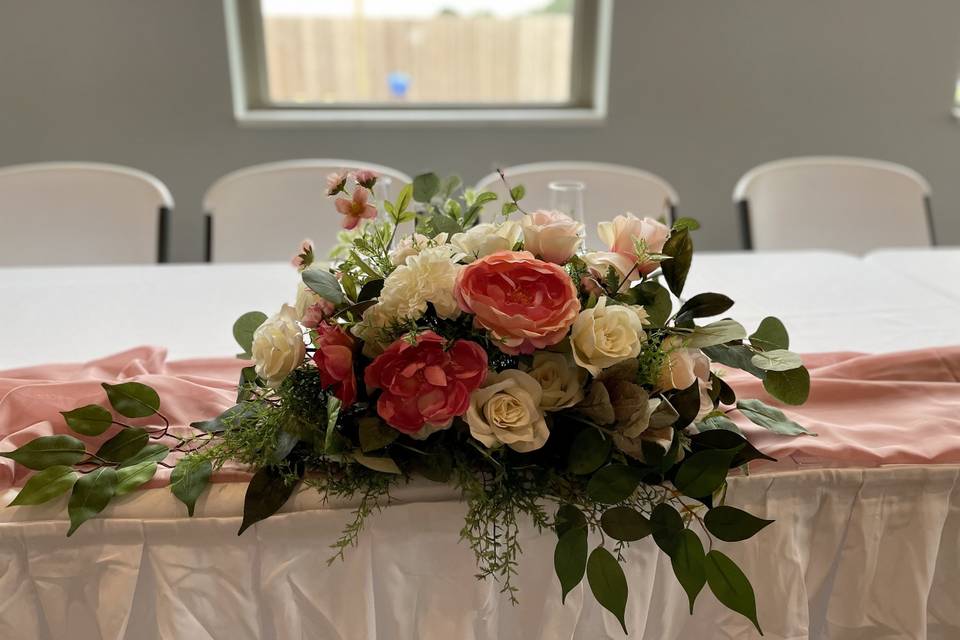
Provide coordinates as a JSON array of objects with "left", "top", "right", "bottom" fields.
[{"left": 223, "top": 0, "right": 613, "bottom": 126}]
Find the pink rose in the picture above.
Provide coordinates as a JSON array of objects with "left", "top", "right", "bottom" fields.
[
  {"left": 455, "top": 251, "right": 580, "bottom": 355},
  {"left": 312, "top": 323, "right": 358, "bottom": 407},
  {"left": 364, "top": 331, "right": 488, "bottom": 434},
  {"left": 597, "top": 213, "right": 670, "bottom": 276},
  {"left": 521, "top": 210, "right": 584, "bottom": 264},
  {"left": 352, "top": 169, "right": 378, "bottom": 189},
  {"left": 334, "top": 188, "right": 377, "bottom": 230},
  {"left": 326, "top": 171, "right": 348, "bottom": 196}
]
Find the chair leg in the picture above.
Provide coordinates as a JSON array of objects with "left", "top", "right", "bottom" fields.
[
  {"left": 737, "top": 200, "right": 753, "bottom": 250},
  {"left": 158, "top": 207, "right": 170, "bottom": 263},
  {"left": 204, "top": 214, "right": 213, "bottom": 263},
  {"left": 924, "top": 196, "right": 937, "bottom": 246}
]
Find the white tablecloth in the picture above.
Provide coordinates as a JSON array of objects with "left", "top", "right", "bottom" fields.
[
  {"left": 2, "top": 252, "right": 959, "bottom": 640},
  {"left": 863, "top": 247, "right": 960, "bottom": 301}
]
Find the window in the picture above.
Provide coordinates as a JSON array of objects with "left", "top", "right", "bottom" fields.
[{"left": 224, "top": 0, "right": 612, "bottom": 124}]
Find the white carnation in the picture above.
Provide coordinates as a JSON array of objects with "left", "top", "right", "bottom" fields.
[
  {"left": 379, "top": 245, "right": 464, "bottom": 321},
  {"left": 389, "top": 232, "right": 448, "bottom": 266}
]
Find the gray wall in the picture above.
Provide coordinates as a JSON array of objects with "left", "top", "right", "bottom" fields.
[{"left": 2, "top": 0, "right": 958, "bottom": 262}]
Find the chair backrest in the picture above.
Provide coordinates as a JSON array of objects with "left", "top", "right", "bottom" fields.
[
  {"left": 203, "top": 159, "right": 413, "bottom": 262},
  {"left": 733, "top": 156, "right": 934, "bottom": 253},
  {"left": 0, "top": 162, "right": 173, "bottom": 266},
  {"left": 475, "top": 161, "right": 679, "bottom": 251}
]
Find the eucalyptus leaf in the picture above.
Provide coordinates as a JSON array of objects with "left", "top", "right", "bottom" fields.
[
  {"left": 695, "top": 414, "right": 744, "bottom": 436},
  {"left": 114, "top": 461, "right": 158, "bottom": 497},
  {"left": 302, "top": 268, "right": 345, "bottom": 305},
  {"left": 170, "top": 458, "right": 213, "bottom": 517},
  {"left": 232, "top": 311, "right": 267, "bottom": 356},
  {"left": 67, "top": 467, "right": 117, "bottom": 536},
  {"left": 763, "top": 366, "right": 811, "bottom": 405},
  {"left": 750, "top": 349, "right": 803, "bottom": 372},
  {"left": 749, "top": 316, "right": 789, "bottom": 351},
  {"left": 554, "top": 526, "right": 588, "bottom": 603},
  {"left": 238, "top": 464, "right": 303, "bottom": 535},
  {"left": 586, "top": 547, "right": 629, "bottom": 634},
  {"left": 600, "top": 506, "right": 652, "bottom": 541},
  {"left": 101, "top": 382, "right": 159, "bottom": 418},
  {"left": 568, "top": 428, "right": 611, "bottom": 475},
  {"left": 671, "top": 529, "right": 707, "bottom": 613},
  {"left": 661, "top": 227, "right": 693, "bottom": 297},
  {"left": 412, "top": 172, "right": 441, "bottom": 202},
  {"left": 9, "top": 465, "right": 79, "bottom": 506},
  {"left": 1, "top": 435, "right": 86, "bottom": 470},
  {"left": 684, "top": 319, "right": 747, "bottom": 348},
  {"left": 586, "top": 464, "right": 643, "bottom": 504},
  {"left": 674, "top": 447, "right": 742, "bottom": 498},
  {"left": 96, "top": 428, "right": 148, "bottom": 463},
  {"left": 650, "top": 503, "right": 684, "bottom": 555},
  {"left": 737, "top": 399, "right": 815, "bottom": 436},
  {"left": 704, "top": 505, "right": 774, "bottom": 542},
  {"left": 61, "top": 405, "right": 113, "bottom": 436},
  {"left": 705, "top": 550, "right": 762, "bottom": 634},
  {"left": 359, "top": 417, "right": 399, "bottom": 453},
  {"left": 702, "top": 344, "right": 767, "bottom": 379}
]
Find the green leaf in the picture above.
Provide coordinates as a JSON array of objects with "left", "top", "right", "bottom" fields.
[
  {"left": 358, "top": 417, "right": 399, "bottom": 453},
  {"left": 412, "top": 172, "right": 441, "bottom": 202},
  {"left": 101, "top": 382, "right": 159, "bottom": 418},
  {"left": 170, "top": 458, "right": 213, "bottom": 516},
  {"left": 749, "top": 316, "right": 789, "bottom": 351},
  {"left": 67, "top": 467, "right": 117, "bottom": 536},
  {"left": 600, "top": 506, "right": 652, "bottom": 541},
  {"left": 302, "top": 268, "right": 345, "bottom": 305},
  {"left": 696, "top": 414, "right": 744, "bottom": 436},
  {"left": 238, "top": 464, "right": 303, "bottom": 535},
  {"left": 704, "top": 506, "right": 774, "bottom": 542},
  {"left": 237, "top": 366, "right": 259, "bottom": 402},
  {"left": 501, "top": 202, "right": 519, "bottom": 216},
  {"left": 114, "top": 461, "right": 158, "bottom": 497},
  {"left": 509, "top": 184, "right": 526, "bottom": 201},
  {"left": 118, "top": 443, "right": 169, "bottom": 468},
  {"left": 191, "top": 403, "right": 257, "bottom": 434},
  {"left": 689, "top": 429, "right": 777, "bottom": 466},
  {"left": 351, "top": 453, "right": 402, "bottom": 474},
  {"left": 96, "top": 428, "right": 148, "bottom": 463},
  {"left": 763, "top": 366, "right": 810, "bottom": 406},
  {"left": 441, "top": 175, "right": 462, "bottom": 197},
  {"left": 661, "top": 227, "right": 693, "bottom": 297},
  {"left": 586, "top": 464, "right": 643, "bottom": 504},
  {"left": 357, "top": 278, "right": 385, "bottom": 302},
  {"left": 428, "top": 212, "right": 463, "bottom": 236},
  {"left": 633, "top": 280, "right": 672, "bottom": 327},
  {"left": 671, "top": 529, "right": 707, "bottom": 613},
  {"left": 1, "top": 435, "right": 86, "bottom": 470},
  {"left": 702, "top": 344, "right": 767, "bottom": 379},
  {"left": 750, "top": 349, "right": 803, "bottom": 372},
  {"left": 737, "top": 399, "right": 815, "bottom": 436},
  {"left": 671, "top": 380, "right": 702, "bottom": 429},
  {"left": 567, "top": 428, "right": 611, "bottom": 475},
  {"left": 684, "top": 319, "right": 747, "bottom": 348},
  {"left": 674, "top": 447, "right": 742, "bottom": 498},
  {"left": 650, "top": 503, "right": 684, "bottom": 555},
  {"left": 61, "top": 405, "right": 113, "bottom": 436},
  {"left": 554, "top": 503, "right": 587, "bottom": 538},
  {"left": 9, "top": 466, "right": 79, "bottom": 506},
  {"left": 232, "top": 311, "right": 267, "bottom": 356},
  {"left": 705, "top": 550, "right": 762, "bottom": 634},
  {"left": 677, "top": 293, "right": 734, "bottom": 319},
  {"left": 586, "top": 547, "right": 629, "bottom": 634},
  {"left": 323, "top": 396, "right": 350, "bottom": 454},
  {"left": 395, "top": 183, "right": 413, "bottom": 214},
  {"left": 672, "top": 216, "right": 701, "bottom": 232},
  {"left": 554, "top": 526, "right": 588, "bottom": 603}
]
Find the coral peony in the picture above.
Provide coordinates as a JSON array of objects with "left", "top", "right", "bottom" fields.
[
  {"left": 455, "top": 251, "right": 580, "bottom": 355},
  {"left": 364, "top": 331, "right": 488, "bottom": 434}
]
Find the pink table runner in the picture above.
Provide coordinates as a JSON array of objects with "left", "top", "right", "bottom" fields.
[{"left": 2, "top": 346, "right": 960, "bottom": 491}]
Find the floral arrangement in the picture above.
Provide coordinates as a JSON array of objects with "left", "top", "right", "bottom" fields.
[{"left": 3, "top": 170, "right": 812, "bottom": 634}]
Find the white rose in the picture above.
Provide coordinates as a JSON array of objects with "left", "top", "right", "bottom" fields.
[
  {"left": 451, "top": 221, "right": 521, "bottom": 261},
  {"left": 466, "top": 370, "right": 549, "bottom": 453},
  {"left": 527, "top": 352, "right": 587, "bottom": 411},
  {"left": 379, "top": 245, "right": 464, "bottom": 320},
  {"left": 521, "top": 210, "right": 584, "bottom": 264},
  {"left": 571, "top": 296, "right": 648, "bottom": 376},
  {"left": 389, "top": 232, "right": 448, "bottom": 266},
  {"left": 251, "top": 304, "right": 305, "bottom": 387}
]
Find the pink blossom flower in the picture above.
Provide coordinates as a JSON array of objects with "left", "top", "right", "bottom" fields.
[
  {"left": 301, "top": 300, "right": 336, "bottom": 328},
  {"left": 352, "top": 169, "right": 378, "bottom": 189},
  {"left": 334, "top": 188, "right": 377, "bottom": 230},
  {"left": 326, "top": 171, "right": 348, "bottom": 196},
  {"left": 290, "top": 238, "right": 315, "bottom": 270}
]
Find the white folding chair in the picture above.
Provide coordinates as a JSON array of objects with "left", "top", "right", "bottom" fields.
[
  {"left": 733, "top": 156, "right": 936, "bottom": 253},
  {"left": 203, "top": 159, "right": 413, "bottom": 262},
  {"left": 475, "top": 161, "right": 679, "bottom": 250},
  {"left": 0, "top": 162, "right": 173, "bottom": 266}
]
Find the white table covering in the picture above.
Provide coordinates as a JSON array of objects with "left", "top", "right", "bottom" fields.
[
  {"left": 2, "top": 251, "right": 960, "bottom": 640},
  {"left": 863, "top": 247, "right": 960, "bottom": 301}
]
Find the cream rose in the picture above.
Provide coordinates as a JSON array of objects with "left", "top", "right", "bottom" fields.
[
  {"left": 582, "top": 251, "right": 640, "bottom": 284},
  {"left": 527, "top": 352, "right": 587, "bottom": 411},
  {"left": 451, "top": 221, "right": 521, "bottom": 261},
  {"left": 571, "top": 297, "right": 648, "bottom": 376},
  {"left": 466, "top": 370, "right": 549, "bottom": 453},
  {"left": 597, "top": 213, "right": 670, "bottom": 276},
  {"left": 521, "top": 210, "right": 584, "bottom": 264},
  {"left": 251, "top": 304, "right": 306, "bottom": 387}
]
